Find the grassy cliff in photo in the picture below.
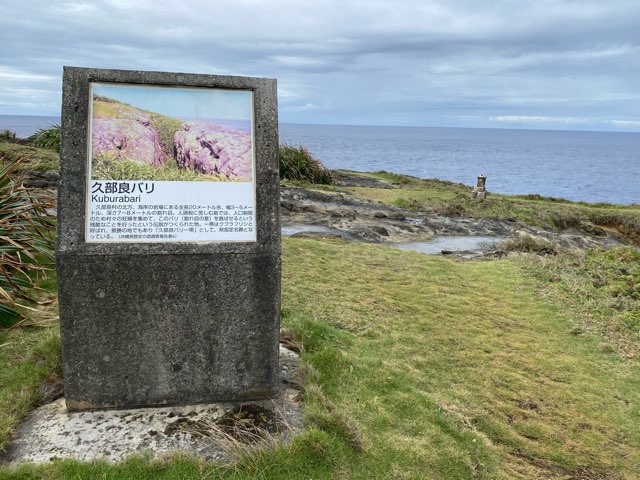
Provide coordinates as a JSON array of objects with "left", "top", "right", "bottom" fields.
[{"left": 91, "top": 96, "right": 253, "bottom": 181}]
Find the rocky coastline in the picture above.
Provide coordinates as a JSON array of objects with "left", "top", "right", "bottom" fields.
[{"left": 281, "top": 171, "right": 625, "bottom": 257}]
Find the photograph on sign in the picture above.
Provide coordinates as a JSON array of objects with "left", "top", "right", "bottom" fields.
[{"left": 86, "top": 83, "right": 256, "bottom": 243}]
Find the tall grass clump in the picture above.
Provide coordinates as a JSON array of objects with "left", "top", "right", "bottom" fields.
[
  {"left": 0, "top": 162, "right": 55, "bottom": 325},
  {"left": 0, "top": 130, "right": 17, "bottom": 141},
  {"left": 148, "top": 114, "right": 183, "bottom": 158},
  {"left": 29, "top": 124, "right": 61, "bottom": 152},
  {"left": 498, "top": 234, "right": 558, "bottom": 255},
  {"left": 279, "top": 145, "right": 333, "bottom": 184}
]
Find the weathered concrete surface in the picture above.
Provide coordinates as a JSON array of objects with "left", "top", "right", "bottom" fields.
[
  {"left": 58, "top": 253, "right": 280, "bottom": 410},
  {"left": 58, "top": 67, "right": 280, "bottom": 410},
  {"left": 1, "top": 346, "right": 302, "bottom": 466}
]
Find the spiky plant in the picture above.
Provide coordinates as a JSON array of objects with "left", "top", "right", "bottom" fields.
[
  {"left": 0, "top": 161, "right": 55, "bottom": 325},
  {"left": 279, "top": 144, "right": 333, "bottom": 184},
  {"left": 29, "top": 124, "right": 61, "bottom": 152}
]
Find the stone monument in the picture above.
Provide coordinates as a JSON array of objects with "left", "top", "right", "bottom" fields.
[
  {"left": 57, "top": 67, "right": 280, "bottom": 410},
  {"left": 471, "top": 174, "right": 487, "bottom": 200}
]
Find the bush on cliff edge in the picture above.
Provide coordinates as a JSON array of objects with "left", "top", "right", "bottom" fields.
[
  {"left": 279, "top": 144, "right": 333, "bottom": 184},
  {"left": 29, "top": 125, "right": 61, "bottom": 152}
]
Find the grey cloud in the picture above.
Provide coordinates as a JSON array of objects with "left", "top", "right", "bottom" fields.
[{"left": 1, "top": 1, "right": 640, "bottom": 129}]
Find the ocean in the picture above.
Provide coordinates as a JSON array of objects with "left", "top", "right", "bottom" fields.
[
  {"left": 2, "top": 115, "right": 638, "bottom": 205},
  {"left": 0, "top": 115, "right": 60, "bottom": 139},
  {"left": 280, "top": 124, "right": 640, "bottom": 206}
]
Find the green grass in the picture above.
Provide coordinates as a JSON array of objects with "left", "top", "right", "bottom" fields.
[
  {"left": 91, "top": 153, "right": 241, "bottom": 182},
  {"left": 148, "top": 114, "right": 182, "bottom": 158},
  {"left": 524, "top": 246, "right": 640, "bottom": 359},
  {"left": 0, "top": 141, "right": 59, "bottom": 172},
  {"left": 280, "top": 239, "right": 640, "bottom": 479},
  {"left": 0, "top": 327, "right": 61, "bottom": 454},
  {"left": 2, "top": 238, "right": 639, "bottom": 478}
]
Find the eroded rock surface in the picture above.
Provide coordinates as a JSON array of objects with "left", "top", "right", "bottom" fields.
[
  {"left": 281, "top": 175, "right": 624, "bottom": 256},
  {"left": 173, "top": 122, "right": 252, "bottom": 179},
  {"left": 92, "top": 114, "right": 164, "bottom": 167}
]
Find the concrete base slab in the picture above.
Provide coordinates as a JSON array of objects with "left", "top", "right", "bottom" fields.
[{"left": 1, "top": 346, "right": 302, "bottom": 466}]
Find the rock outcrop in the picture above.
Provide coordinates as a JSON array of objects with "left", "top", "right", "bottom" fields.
[
  {"left": 280, "top": 178, "right": 624, "bottom": 253},
  {"left": 23, "top": 170, "right": 59, "bottom": 189},
  {"left": 92, "top": 114, "right": 164, "bottom": 167},
  {"left": 173, "top": 122, "right": 252, "bottom": 180}
]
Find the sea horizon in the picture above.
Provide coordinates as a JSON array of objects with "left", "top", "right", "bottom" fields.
[
  {"left": 2, "top": 114, "right": 638, "bottom": 205},
  {"left": 3, "top": 113, "right": 640, "bottom": 135}
]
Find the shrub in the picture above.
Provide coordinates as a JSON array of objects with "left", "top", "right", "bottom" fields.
[
  {"left": 440, "top": 202, "right": 466, "bottom": 217},
  {"left": 29, "top": 125, "right": 61, "bottom": 152},
  {"left": 0, "top": 162, "right": 55, "bottom": 325},
  {"left": 543, "top": 209, "right": 583, "bottom": 230},
  {"left": 93, "top": 95, "right": 118, "bottom": 103},
  {"left": 279, "top": 145, "right": 333, "bottom": 184},
  {"left": 393, "top": 197, "right": 423, "bottom": 210},
  {"left": 373, "top": 170, "right": 413, "bottom": 185},
  {"left": 590, "top": 212, "right": 640, "bottom": 245},
  {"left": 0, "top": 129, "right": 17, "bottom": 141}
]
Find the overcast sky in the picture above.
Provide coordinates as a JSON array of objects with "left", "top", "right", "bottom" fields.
[{"left": 2, "top": 0, "right": 640, "bottom": 131}]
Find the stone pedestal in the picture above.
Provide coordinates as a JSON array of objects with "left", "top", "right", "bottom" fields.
[
  {"left": 471, "top": 174, "right": 487, "bottom": 200},
  {"left": 57, "top": 67, "right": 280, "bottom": 411}
]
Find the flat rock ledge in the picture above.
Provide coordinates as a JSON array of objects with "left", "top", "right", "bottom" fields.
[
  {"left": 280, "top": 184, "right": 624, "bottom": 252},
  {"left": 1, "top": 345, "right": 302, "bottom": 466}
]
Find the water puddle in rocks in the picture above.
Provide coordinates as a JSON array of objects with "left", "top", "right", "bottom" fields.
[
  {"left": 393, "top": 236, "right": 502, "bottom": 255},
  {"left": 282, "top": 224, "right": 502, "bottom": 255},
  {"left": 281, "top": 224, "right": 341, "bottom": 236}
]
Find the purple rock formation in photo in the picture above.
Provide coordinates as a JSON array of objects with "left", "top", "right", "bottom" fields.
[
  {"left": 92, "top": 113, "right": 164, "bottom": 167},
  {"left": 173, "top": 122, "right": 252, "bottom": 180}
]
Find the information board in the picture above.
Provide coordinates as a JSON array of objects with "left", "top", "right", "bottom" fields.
[{"left": 85, "top": 83, "right": 256, "bottom": 242}]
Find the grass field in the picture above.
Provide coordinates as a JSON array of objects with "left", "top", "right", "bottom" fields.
[
  {"left": 1, "top": 138, "right": 639, "bottom": 478},
  {"left": 1, "top": 237, "right": 639, "bottom": 479}
]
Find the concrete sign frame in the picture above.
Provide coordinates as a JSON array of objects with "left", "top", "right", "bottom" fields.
[{"left": 57, "top": 67, "right": 280, "bottom": 411}]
